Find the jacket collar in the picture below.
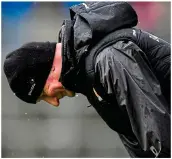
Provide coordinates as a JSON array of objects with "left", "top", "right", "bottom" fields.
[{"left": 59, "top": 20, "right": 87, "bottom": 93}]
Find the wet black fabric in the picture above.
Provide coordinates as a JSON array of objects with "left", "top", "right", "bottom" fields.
[
  {"left": 59, "top": 2, "right": 171, "bottom": 158},
  {"left": 91, "top": 39, "right": 170, "bottom": 157},
  {"left": 85, "top": 28, "right": 171, "bottom": 107},
  {"left": 59, "top": 2, "right": 138, "bottom": 92}
]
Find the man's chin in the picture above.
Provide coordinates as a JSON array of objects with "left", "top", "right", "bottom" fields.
[
  {"left": 66, "top": 91, "right": 76, "bottom": 97},
  {"left": 56, "top": 99, "right": 60, "bottom": 106},
  {"left": 69, "top": 92, "right": 76, "bottom": 97}
]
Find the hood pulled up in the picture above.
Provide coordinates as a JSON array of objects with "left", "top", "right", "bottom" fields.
[{"left": 59, "top": 2, "right": 138, "bottom": 92}]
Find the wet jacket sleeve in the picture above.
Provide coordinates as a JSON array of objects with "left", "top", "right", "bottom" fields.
[{"left": 94, "top": 41, "right": 170, "bottom": 155}]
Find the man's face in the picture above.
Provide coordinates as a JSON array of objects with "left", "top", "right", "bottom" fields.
[
  {"left": 37, "top": 43, "right": 75, "bottom": 106},
  {"left": 37, "top": 80, "right": 75, "bottom": 107},
  {"left": 37, "top": 65, "right": 75, "bottom": 106}
]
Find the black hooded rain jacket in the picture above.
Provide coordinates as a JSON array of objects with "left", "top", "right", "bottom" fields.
[{"left": 58, "top": 2, "right": 170, "bottom": 158}]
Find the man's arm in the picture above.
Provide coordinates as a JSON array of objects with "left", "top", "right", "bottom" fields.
[{"left": 94, "top": 41, "right": 170, "bottom": 155}]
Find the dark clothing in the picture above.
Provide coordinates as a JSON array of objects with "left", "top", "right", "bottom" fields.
[{"left": 59, "top": 2, "right": 171, "bottom": 157}]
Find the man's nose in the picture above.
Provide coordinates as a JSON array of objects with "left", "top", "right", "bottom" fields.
[{"left": 48, "top": 82, "right": 63, "bottom": 95}]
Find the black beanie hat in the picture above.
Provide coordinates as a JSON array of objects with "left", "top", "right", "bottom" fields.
[{"left": 4, "top": 42, "right": 56, "bottom": 104}]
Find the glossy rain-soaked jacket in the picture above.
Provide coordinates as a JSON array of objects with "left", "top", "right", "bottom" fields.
[{"left": 59, "top": 2, "right": 171, "bottom": 157}]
